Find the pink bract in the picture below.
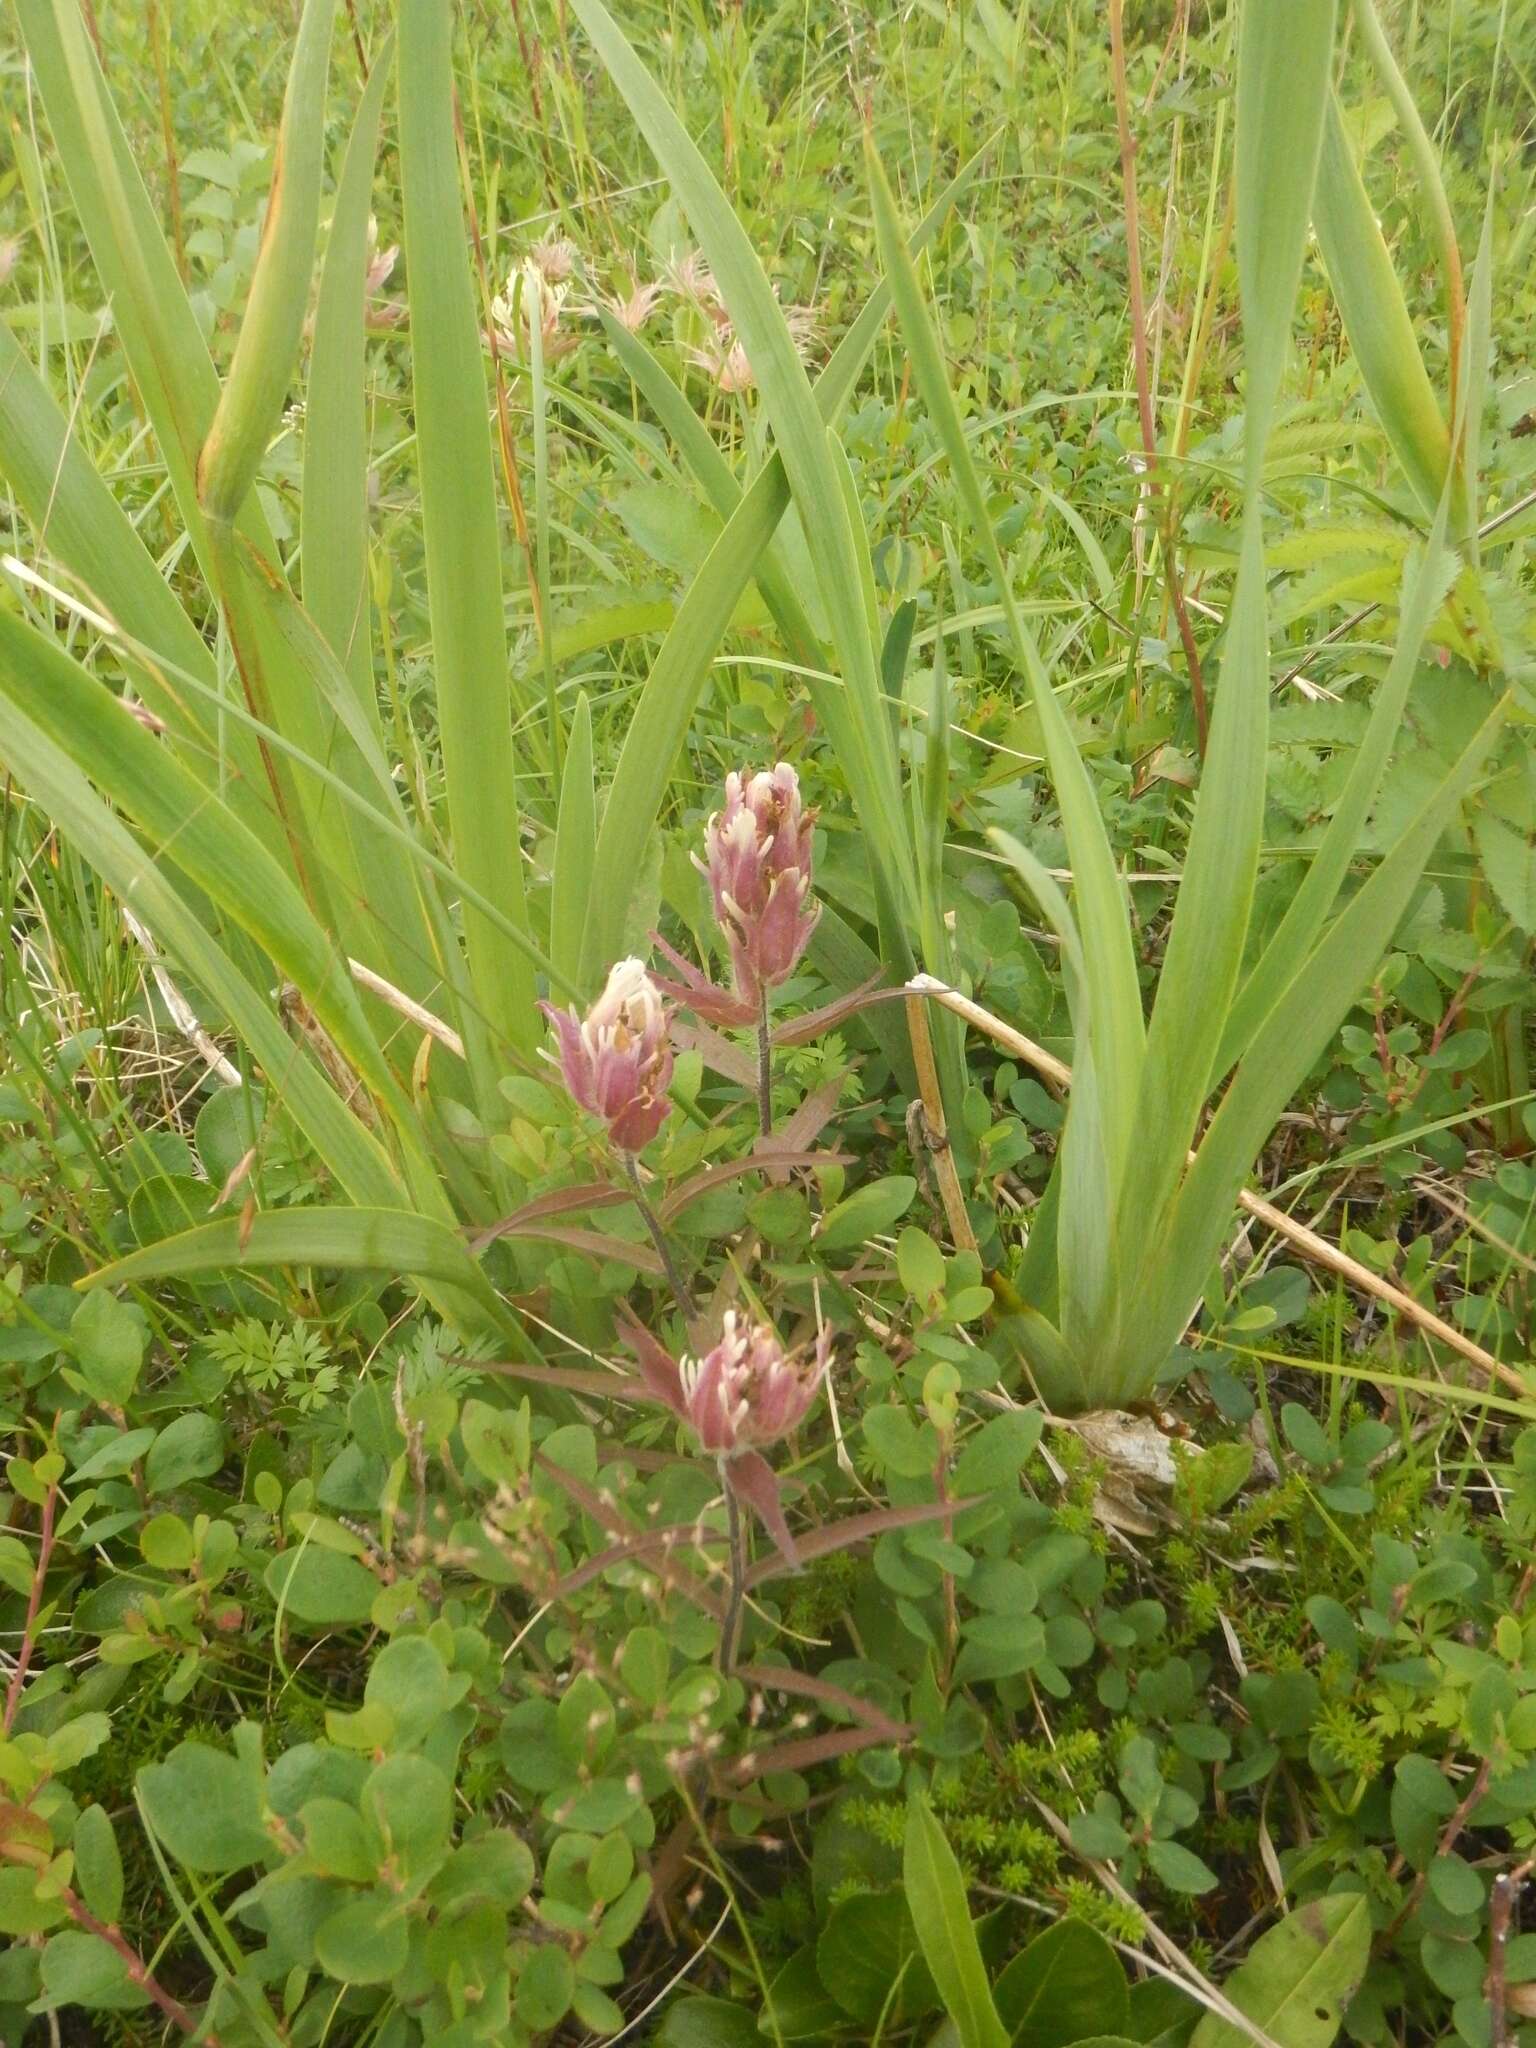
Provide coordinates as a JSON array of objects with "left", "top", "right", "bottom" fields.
[
  {"left": 700, "top": 763, "right": 820, "bottom": 1009},
  {"left": 540, "top": 957, "right": 674, "bottom": 1154}
]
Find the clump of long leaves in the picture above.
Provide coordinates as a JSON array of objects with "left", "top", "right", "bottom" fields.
[
  {"left": 0, "top": 0, "right": 982, "bottom": 1330},
  {"left": 862, "top": 0, "right": 1509, "bottom": 1409},
  {"left": 0, "top": 0, "right": 1509, "bottom": 1416}
]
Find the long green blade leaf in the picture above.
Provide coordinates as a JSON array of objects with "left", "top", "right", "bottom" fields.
[
  {"left": 0, "top": 319, "right": 212, "bottom": 724},
  {"left": 82, "top": 1209, "right": 510, "bottom": 1334},
  {"left": 16, "top": 0, "right": 277, "bottom": 568},
  {"left": 582, "top": 459, "right": 791, "bottom": 983},
  {"left": 1117, "top": 0, "right": 1335, "bottom": 1251},
  {"left": 303, "top": 34, "right": 396, "bottom": 711},
  {"left": 1218, "top": 492, "right": 1457, "bottom": 1071},
  {"left": 593, "top": 144, "right": 989, "bottom": 679},
  {"left": 903, "top": 1796, "right": 1008, "bottom": 2048},
  {"left": 0, "top": 682, "right": 402, "bottom": 1212},
  {"left": 1143, "top": 696, "right": 1507, "bottom": 1372},
  {"left": 1313, "top": 89, "right": 1458, "bottom": 526},
  {"left": 199, "top": 0, "right": 337, "bottom": 523},
  {"left": 551, "top": 692, "right": 595, "bottom": 990},
  {"left": 569, "top": 0, "right": 916, "bottom": 928},
  {"left": 397, "top": 0, "right": 536, "bottom": 1063},
  {"left": 864, "top": 139, "right": 1145, "bottom": 1177},
  {"left": 0, "top": 611, "right": 435, "bottom": 1177}
]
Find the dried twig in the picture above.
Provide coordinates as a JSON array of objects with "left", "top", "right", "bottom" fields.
[
  {"left": 347, "top": 958, "right": 466, "bottom": 1059},
  {"left": 122, "top": 909, "right": 242, "bottom": 1087},
  {"left": 904, "top": 990, "right": 978, "bottom": 1254}
]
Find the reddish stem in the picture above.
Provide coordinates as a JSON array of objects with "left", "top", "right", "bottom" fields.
[
  {"left": 59, "top": 1884, "right": 212, "bottom": 2042},
  {"left": 3, "top": 1481, "right": 58, "bottom": 1735}
]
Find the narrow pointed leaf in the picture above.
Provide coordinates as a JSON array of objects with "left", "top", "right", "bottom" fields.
[
  {"left": 551, "top": 693, "right": 595, "bottom": 990},
  {"left": 865, "top": 139, "right": 1144, "bottom": 1176},
  {"left": 903, "top": 1796, "right": 1008, "bottom": 2048},
  {"left": 1143, "top": 697, "right": 1506, "bottom": 1371},
  {"left": 1313, "top": 89, "right": 1457, "bottom": 524},
  {"left": 1119, "top": 0, "right": 1334, "bottom": 1249},
  {"left": 397, "top": 0, "right": 536, "bottom": 1061},
  {"left": 0, "top": 612, "right": 435, "bottom": 1176},
  {"left": 0, "top": 685, "right": 402, "bottom": 1213},
  {"left": 82, "top": 1209, "right": 508, "bottom": 1331},
  {"left": 15, "top": 0, "right": 277, "bottom": 565},
  {"left": 569, "top": 0, "right": 916, "bottom": 928},
  {"left": 582, "top": 460, "right": 790, "bottom": 983},
  {"left": 1219, "top": 494, "right": 1457, "bottom": 1071},
  {"left": 199, "top": 0, "right": 337, "bottom": 523},
  {"left": 303, "top": 34, "right": 396, "bottom": 708},
  {"left": 1234, "top": 0, "right": 1338, "bottom": 489}
]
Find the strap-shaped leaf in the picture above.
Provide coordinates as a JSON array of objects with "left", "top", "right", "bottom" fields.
[
  {"left": 397, "top": 0, "right": 536, "bottom": 1063},
  {"left": 1118, "top": 0, "right": 1335, "bottom": 1254},
  {"left": 200, "top": 0, "right": 337, "bottom": 524},
  {"left": 1218, "top": 490, "right": 1457, "bottom": 1072},
  {"left": 0, "top": 670, "right": 401, "bottom": 1213},
  {"left": 83, "top": 1210, "right": 512, "bottom": 1338},
  {"left": 1313, "top": 89, "right": 1458, "bottom": 527},
  {"left": 551, "top": 694, "right": 595, "bottom": 991},
  {"left": 568, "top": 0, "right": 916, "bottom": 929},
  {"left": 581, "top": 459, "right": 792, "bottom": 986},
  {"left": 15, "top": 0, "right": 276, "bottom": 567},
  {"left": 303, "top": 35, "right": 396, "bottom": 711},
  {"left": 1140, "top": 695, "right": 1507, "bottom": 1375},
  {"left": 865, "top": 139, "right": 1145, "bottom": 1184},
  {"left": 0, "top": 611, "right": 434, "bottom": 1181}
]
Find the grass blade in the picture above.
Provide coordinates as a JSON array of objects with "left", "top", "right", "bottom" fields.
[
  {"left": 594, "top": 144, "right": 990, "bottom": 681},
  {"left": 16, "top": 0, "right": 275, "bottom": 565},
  {"left": 991, "top": 831, "right": 1119, "bottom": 1374},
  {"left": 551, "top": 692, "right": 595, "bottom": 991},
  {"left": 1348, "top": 0, "right": 1466, "bottom": 434},
  {"left": 81, "top": 1208, "right": 511, "bottom": 1334},
  {"left": 303, "top": 34, "right": 396, "bottom": 710},
  {"left": 0, "top": 671, "right": 401, "bottom": 1213},
  {"left": 599, "top": 311, "right": 824, "bottom": 669},
  {"left": 397, "top": 0, "right": 536, "bottom": 1062},
  {"left": 198, "top": 0, "right": 337, "bottom": 524},
  {"left": 1218, "top": 494, "right": 1457, "bottom": 1071},
  {"left": 864, "top": 139, "right": 1145, "bottom": 1177},
  {"left": 1313, "top": 88, "right": 1458, "bottom": 527},
  {"left": 0, "top": 317, "right": 234, "bottom": 773},
  {"left": 1143, "top": 696, "right": 1508, "bottom": 1374},
  {"left": 581, "top": 455, "right": 789, "bottom": 984},
  {"left": 0, "top": 611, "right": 430, "bottom": 1161},
  {"left": 1232, "top": 0, "right": 1338, "bottom": 493},
  {"left": 569, "top": 0, "right": 916, "bottom": 928},
  {"left": 1116, "top": 0, "right": 1335, "bottom": 1251}
]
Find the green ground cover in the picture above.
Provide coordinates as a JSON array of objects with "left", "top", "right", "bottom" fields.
[{"left": 2, "top": 0, "right": 1536, "bottom": 2041}]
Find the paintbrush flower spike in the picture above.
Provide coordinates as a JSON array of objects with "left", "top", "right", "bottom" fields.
[
  {"left": 701, "top": 762, "right": 821, "bottom": 1008},
  {"left": 540, "top": 957, "right": 674, "bottom": 1153},
  {"left": 617, "top": 1306, "right": 831, "bottom": 1564}
]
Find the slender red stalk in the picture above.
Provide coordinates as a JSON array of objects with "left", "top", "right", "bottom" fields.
[{"left": 3, "top": 1481, "right": 57, "bottom": 1734}]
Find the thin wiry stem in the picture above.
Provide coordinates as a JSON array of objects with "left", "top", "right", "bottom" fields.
[
  {"left": 719, "top": 1470, "right": 746, "bottom": 1673},
  {"left": 756, "top": 988, "right": 774, "bottom": 1138},
  {"left": 621, "top": 1152, "right": 699, "bottom": 1330}
]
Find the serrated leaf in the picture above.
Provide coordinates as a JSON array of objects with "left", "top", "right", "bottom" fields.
[{"left": 1475, "top": 812, "right": 1536, "bottom": 935}]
